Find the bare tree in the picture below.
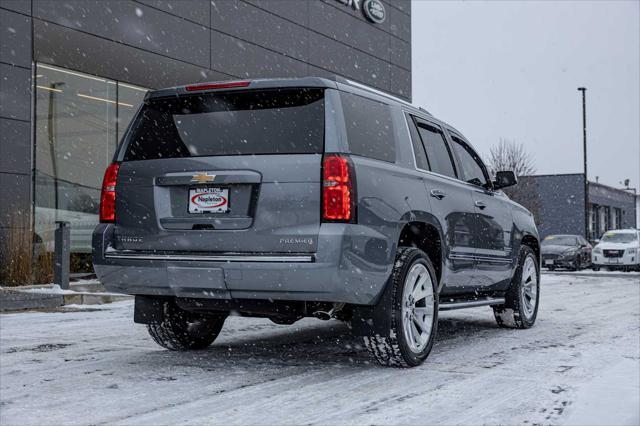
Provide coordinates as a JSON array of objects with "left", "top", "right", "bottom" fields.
[
  {"left": 486, "top": 139, "right": 541, "bottom": 225},
  {"left": 486, "top": 138, "right": 536, "bottom": 177}
]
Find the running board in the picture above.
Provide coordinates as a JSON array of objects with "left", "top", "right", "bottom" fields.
[{"left": 439, "top": 298, "right": 505, "bottom": 311}]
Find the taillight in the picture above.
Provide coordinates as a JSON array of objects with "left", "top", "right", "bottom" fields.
[
  {"left": 322, "top": 154, "right": 355, "bottom": 222},
  {"left": 185, "top": 81, "right": 250, "bottom": 91},
  {"left": 99, "top": 163, "right": 120, "bottom": 223}
]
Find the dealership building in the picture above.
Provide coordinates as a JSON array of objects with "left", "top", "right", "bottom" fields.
[
  {"left": 518, "top": 173, "right": 637, "bottom": 241},
  {"left": 0, "top": 0, "right": 411, "bottom": 266}
]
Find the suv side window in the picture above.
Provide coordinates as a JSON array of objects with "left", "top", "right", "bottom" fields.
[
  {"left": 414, "top": 119, "right": 457, "bottom": 178},
  {"left": 449, "top": 135, "right": 489, "bottom": 187},
  {"left": 404, "top": 113, "right": 430, "bottom": 170},
  {"left": 340, "top": 92, "right": 396, "bottom": 162}
]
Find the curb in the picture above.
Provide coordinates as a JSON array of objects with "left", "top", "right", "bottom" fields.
[
  {"left": 0, "top": 289, "right": 64, "bottom": 312},
  {"left": 62, "top": 292, "right": 132, "bottom": 305},
  {"left": 543, "top": 271, "right": 640, "bottom": 279},
  {"left": 0, "top": 282, "right": 132, "bottom": 312}
]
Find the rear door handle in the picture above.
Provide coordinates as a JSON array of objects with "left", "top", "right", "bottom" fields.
[
  {"left": 474, "top": 200, "right": 487, "bottom": 209},
  {"left": 430, "top": 189, "right": 446, "bottom": 200}
]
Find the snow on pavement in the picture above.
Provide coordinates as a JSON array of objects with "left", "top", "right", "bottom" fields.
[{"left": 1, "top": 273, "right": 638, "bottom": 425}]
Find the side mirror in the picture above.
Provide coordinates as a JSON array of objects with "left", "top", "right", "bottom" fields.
[{"left": 493, "top": 171, "right": 517, "bottom": 190}]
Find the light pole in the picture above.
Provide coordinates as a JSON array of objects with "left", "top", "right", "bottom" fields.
[{"left": 578, "top": 87, "right": 588, "bottom": 239}]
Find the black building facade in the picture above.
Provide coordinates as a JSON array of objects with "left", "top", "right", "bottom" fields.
[{"left": 0, "top": 0, "right": 411, "bottom": 266}]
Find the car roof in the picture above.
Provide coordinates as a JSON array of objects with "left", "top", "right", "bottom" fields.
[{"left": 144, "top": 76, "right": 467, "bottom": 143}]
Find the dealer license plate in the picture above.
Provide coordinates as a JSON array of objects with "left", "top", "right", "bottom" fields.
[{"left": 188, "top": 187, "right": 229, "bottom": 214}]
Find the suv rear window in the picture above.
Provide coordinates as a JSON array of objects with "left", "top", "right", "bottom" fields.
[
  {"left": 123, "top": 89, "right": 324, "bottom": 161},
  {"left": 340, "top": 92, "right": 395, "bottom": 162}
]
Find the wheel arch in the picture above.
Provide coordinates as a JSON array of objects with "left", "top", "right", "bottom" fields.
[
  {"left": 521, "top": 233, "right": 541, "bottom": 265},
  {"left": 351, "top": 212, "right": 445, "bottom": 337},
  {"left": 396, "top": 214, "right": 445, "bottom": 284}
]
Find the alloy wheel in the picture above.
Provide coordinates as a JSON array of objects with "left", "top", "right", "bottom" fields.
[
  {"left": 401, "top": 263, "right": 435, "bottom": 353},
  {"left": 520, "top": 255, "right": 538, "bottom": 319}
]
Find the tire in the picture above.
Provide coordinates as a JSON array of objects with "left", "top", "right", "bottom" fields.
[
  {"left": 592, "top": 265, "right": 600, "bottom": 271},
  {"left": 147, "top": 300, "right": 226, "bottom": 351},
  {"left": 573, "top": 258, "right": 581, "bottom": 271},
  {"left": 363, "top": 247, "right": 438, "bottom": 368},
  {"left": 493, "top": 245, "right": 539, "bottom": 329}
]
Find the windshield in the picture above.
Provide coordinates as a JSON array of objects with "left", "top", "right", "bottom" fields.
[
  {"left": 600, "top": 232, "right": 638, "bottom": 244},
  {"left": 123, "top": 89, "right": 324, "bottom": 161},
  {"left": 542, "top": 236, "right": 578, "bottom": 246}
]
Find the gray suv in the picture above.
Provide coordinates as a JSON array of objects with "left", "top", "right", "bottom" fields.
[{"left": 93, "top": 77, "right": 540, "bottom": 367}]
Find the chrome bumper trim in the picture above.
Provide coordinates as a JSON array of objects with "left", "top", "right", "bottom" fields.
[
  {"left": 104, "top": 251, "right": 315, "bottom": 263},
  {"left": 449, "top": 254, "right": 512, "bottom": 264}
]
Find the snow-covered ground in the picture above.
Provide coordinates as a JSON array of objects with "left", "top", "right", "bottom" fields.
[{"left": 1, "top": 273, "right": 638, "bottom": 425}]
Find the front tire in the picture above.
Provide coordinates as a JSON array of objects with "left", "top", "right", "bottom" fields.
[
  {"left": 363, "top": 247, "right": 438, "bottom": 367},
  {"left": 147, "top": 300, "right": 226, "bottom": 351},
  {"left": 493, "top": 245, "right": 540, "bottom": 329}
]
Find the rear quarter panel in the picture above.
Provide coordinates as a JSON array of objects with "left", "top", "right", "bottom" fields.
[
  {"left": 342, "top": 105, "right": 432, "bottom": 301},
  {"left": 348, "top": 156, "right": 431, "bottom": 297}
]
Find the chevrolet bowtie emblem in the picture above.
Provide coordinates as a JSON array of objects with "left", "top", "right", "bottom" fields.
[{"left": 190, "top": 172, "right": 216, "bottom": 183}]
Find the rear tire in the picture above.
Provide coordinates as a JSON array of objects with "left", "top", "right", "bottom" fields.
[
  {"left": 147, "top": 300, "right": 226, "bottom": 351},
  {"left": 493, "top": 245, "right": 539, "bottom": 329},
  {"left": 363, "top": 247, "right": 438, "bottom": 368}
]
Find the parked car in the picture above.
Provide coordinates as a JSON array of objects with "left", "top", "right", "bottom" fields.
[
  {"left": 92, "top": 77, "right": 540, "bottom": 367},
  {"left": 541, "top": 234, "right": 592, "bottom": 270},
  {"left": 592, "top": 229, "right": 640, "bottom": 271}
]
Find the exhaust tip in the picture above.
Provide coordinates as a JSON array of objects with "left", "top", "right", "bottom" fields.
[{"left": 312, "top": 311, "right": 332, "bottom": 321}]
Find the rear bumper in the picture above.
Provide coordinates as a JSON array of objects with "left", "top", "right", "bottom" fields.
[{"left": 92, "top": 223, "right": 393, "bottom": 305}]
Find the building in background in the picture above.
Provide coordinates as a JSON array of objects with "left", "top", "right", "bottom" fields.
[
  {"left": 517, "top": 173, "right": 637, "bottom": 241},
  {"left": 636, "top": 193, "right": 640, "bottom": 229},
  {"left": 0, "top": 0, "right": 411, "bottom": 270}
]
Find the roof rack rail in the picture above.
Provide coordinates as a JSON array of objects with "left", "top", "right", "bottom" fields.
[{"left": 331, "top": 75, "right": 432, "bottom": 116}]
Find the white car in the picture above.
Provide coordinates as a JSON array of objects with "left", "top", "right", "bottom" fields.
[{"left": 591, "top": 229, "right": 640, "bottom": 271}]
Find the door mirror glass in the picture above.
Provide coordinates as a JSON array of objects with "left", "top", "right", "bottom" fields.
[{"left": 493, "top": 171, "right": 517, "bottom": 189}]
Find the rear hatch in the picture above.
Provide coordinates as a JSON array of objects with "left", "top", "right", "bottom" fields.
[{"left": 113, "top": 87, "right": 325, "bottom": 254}]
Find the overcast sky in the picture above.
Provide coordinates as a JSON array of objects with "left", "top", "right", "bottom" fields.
[{"left": 411, "top": 0, "right": 640, "bottom": 188}]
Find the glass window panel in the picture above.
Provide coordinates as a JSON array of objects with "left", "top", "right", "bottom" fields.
[
  {"left": 450, "top": 136, "right": 489, "bottom": 187},
  {"left": 416, "top": 123, "right": 456, "bottom": 178},
  {"left": 124, "top": 89, "right": 324, "bottom": 161},
  {"left": 340, "top": 92, "right": 396, "bottom": 163},
  {"left": 117, "top": 82, "right": 148, "bottom": 146},
  {"left": 34, "top": 63, "right": 147, "bottom": 256}
]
